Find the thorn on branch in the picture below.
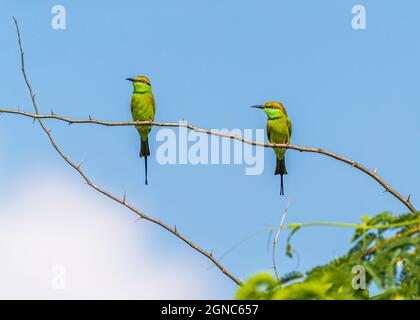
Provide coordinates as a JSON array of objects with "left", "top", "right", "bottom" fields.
[
  {"left": 76, "top": 161, "right": 83, "bottom": 170},
  {"left": 134, "top": 216, "right": 143, "bottom": 223},
  {"left": 174, "top": 225, "right": 177, "bottom": 234},
  {"left": 50, "top": 109, "right": 54, "bottom": 115},
  {"left": 89, "top": 115, "right": 92, "bottom": 120},
  {"left": 123, "top": 191, "right": 127, "bottom": 204},
  {"left": 407, "top": 194, "right": 411, "bottom": 203}
]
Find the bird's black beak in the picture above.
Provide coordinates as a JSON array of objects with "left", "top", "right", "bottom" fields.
[
  {"left": 126, "top": 78, "right": 135, "bottom": 82},
  {"left": 251, "top": 105, "right": 265, "bottom": 109}
]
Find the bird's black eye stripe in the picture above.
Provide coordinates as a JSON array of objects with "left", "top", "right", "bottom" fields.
[{"left": 135, "top": 79, "right": 150, "bottom": 86}]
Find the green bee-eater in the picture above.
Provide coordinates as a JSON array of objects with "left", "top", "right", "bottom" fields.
[
  {"left": 252, "top": 102, "right": 292, "bottom": 195},
  {"left": 127, "top": 75, "right": 155, "bottom": 185}
]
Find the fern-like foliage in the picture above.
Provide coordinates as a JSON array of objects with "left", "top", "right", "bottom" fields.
[{"left": 235, "top": 211, "right": 420, "bottom": 300}]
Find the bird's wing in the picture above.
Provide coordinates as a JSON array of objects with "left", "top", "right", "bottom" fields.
[
  {"left": 266, "top": 122, "right": 272, "bottom": 143},
  {"left": 287, "top": 116, "right": 292, "bottom": 141},
  {"left": 129, "top": 96, "right": 134, "bottom": 114},
  {"left": 152, "top": 94, "right": 156, "bottom": 116}
]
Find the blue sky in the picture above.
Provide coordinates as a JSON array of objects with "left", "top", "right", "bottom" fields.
[{"left": 0, "top": 1, "right": 419, "bottom": 298}]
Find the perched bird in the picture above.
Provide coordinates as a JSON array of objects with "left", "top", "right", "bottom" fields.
[
  {"left": 127, "top": 75, "right": 155, "bottom": 185},
  {"left": 252, "top": 102, "right": 292, "bottom": 195}
]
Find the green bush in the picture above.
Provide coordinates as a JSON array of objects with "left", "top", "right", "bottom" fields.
[{"left": 236, "top": 211, "right": 420, "bottom": 300}]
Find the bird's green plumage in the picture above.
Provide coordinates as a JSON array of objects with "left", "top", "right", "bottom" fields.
[
  {"left": 128, "top": 75, "right": 155, "bottom": 185},
  {"left": 265, "top": 106, "right": 291, "bottom": 162},
  {"left": 254, "top": 101, "right": 292, "bottom": 195}
]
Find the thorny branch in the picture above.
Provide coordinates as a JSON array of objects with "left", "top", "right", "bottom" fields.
[
  {"left": 0, "top": 108, "right": 416, "bottom": 214},
  {"left": 11, "top": 17, "right": 243, "bottom": 287}
]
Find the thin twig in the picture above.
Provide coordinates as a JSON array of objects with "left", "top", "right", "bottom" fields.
[
  {"left": 272, "top": 201, "right": 291, "bottom": 282},
  {"left": 11, "top": 16, "right": 242, "bottom": 287},
  {"left": 0, "top": 107, "right": 416, "bottom": 213}
]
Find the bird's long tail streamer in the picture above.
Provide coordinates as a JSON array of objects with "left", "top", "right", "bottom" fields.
[
  {"left": 140, "top": 138, "right": 150, "bottom": 185},
  {"left": 144, "top": 156, "right": 148, "bottom": 185},
  {"left": 280, "top": 174, "right": 284, "bottom": 196},
  {"left": 276, "top": 158, "right": 286, "bottom": 196}
]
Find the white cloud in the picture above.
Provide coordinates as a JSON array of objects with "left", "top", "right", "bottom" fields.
[{"left": 0, "top": 171, "right": 227, "bottom": 299}]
